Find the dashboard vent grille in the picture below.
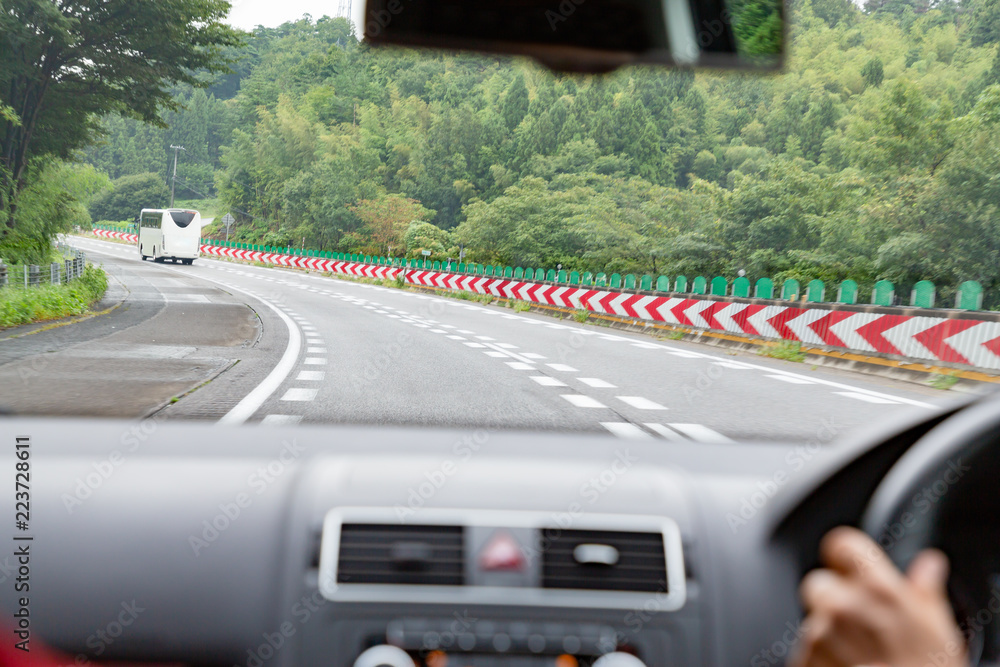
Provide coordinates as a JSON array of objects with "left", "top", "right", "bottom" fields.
[
  {"left": 541, "top": 529, "right": 666, "bottom": 593},
  {"left": 337, "top": 523, "right": 465, "bottom": 586}
]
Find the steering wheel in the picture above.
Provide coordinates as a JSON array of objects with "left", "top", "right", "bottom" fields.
[{"left": 862, "top": 391, "right": 1000, "bottom": 665}]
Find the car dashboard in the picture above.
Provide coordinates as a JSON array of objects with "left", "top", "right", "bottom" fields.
[{"left": 1, "top": 393, "right": 997, "bottom": 667}]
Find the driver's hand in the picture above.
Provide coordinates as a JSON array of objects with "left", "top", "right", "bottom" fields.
[{"left": 791, "top": 526, "right": 968, "bottom": 667}]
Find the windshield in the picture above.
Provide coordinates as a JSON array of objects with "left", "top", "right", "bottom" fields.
[
  {"left": 169, "top": 211, "right": 198, "bottom": 228},
  {"left": 1, "top": 0, "right": 997, "bottom": 444}
]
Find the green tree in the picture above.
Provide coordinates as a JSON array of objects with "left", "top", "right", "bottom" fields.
[
  {"left": 0, "top": 0, "right": 241, "bottom": 230},
  {"left": 89, "top": 173, "right": 170, "bottom": 223}
]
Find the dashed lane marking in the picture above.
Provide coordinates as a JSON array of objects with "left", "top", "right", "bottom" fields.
[
  {"left": 617, "top": 396, "right": 667, "bottom": 410},
  {"left": 561, "top": 395, "right": 607, "bottom": 408}
]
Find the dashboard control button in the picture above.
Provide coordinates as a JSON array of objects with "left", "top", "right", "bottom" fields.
[
  {"left": 593, "top": 652, "right": 647, "bottom": 667},
  {"left": 353, "top": 645, "right": 416, "bottom": 667}
]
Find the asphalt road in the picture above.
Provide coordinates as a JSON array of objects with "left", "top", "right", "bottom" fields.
[{"left": 3, "top": 236, "right": 949, "bottom": 443}]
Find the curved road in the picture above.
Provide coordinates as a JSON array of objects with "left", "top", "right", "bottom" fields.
[{"left": 1, "top": 236, "right": 945, "bottom": 443}]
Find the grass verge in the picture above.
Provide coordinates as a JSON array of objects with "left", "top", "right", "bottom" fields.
[
  {"left": 0, "top": 265, "right": 108, "bottom": 329},
  {"left": 758, "top": 340, "right": 807, "bottom": 362},
  {"left": 929, "top": 371, "right": 960, "bottom": 390}
]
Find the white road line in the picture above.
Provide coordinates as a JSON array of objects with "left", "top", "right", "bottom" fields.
[
  {"left": 712, "top": 361, "right": 753, "bottom": 369},
  {"left": 297, "top": 371, "right": 326, "bottom": 381},
  {"left": 430, "top": 329, "right": 447, "bottom": 333},
  {"left": 484, "top": 351, "right": 509, "bottom": 358},
  {"left": 506, "top": 362, "right": 535, "bottom": 370},
  {"left": 281, "top": 388, "right": 318, "bottom": 401},
  {"left": 834, "top": 391, "right": 901, "bottom": 404},
  {"left": 476, "top": 336, "right": 495, "bottom": 341},
  {"left": 261, "top": 412, "right": 301, "bottom": 424},
  {"left": 579, "top": 378, "right": 616, "bottom": 388},
  {"left": 207, "top": 285, "right": 301, "bottom": 426},
  {"left": 765, "top": 374, "right": 815, "bottom": 385},
  {"left": 447, "top": 335, "right": 466, "bottom": 341},
  {"left": 496, "top": 343, "right": 518, "bottom": 349},
  {"left": 304, "top": 358, "right": 328, "bottom": 365},
  {"left": 644, "top": 423, "right": 687, "bottom": 441},
  {"left": 547, "top": 364, "right": 579, "bottom": 372},
  {"left": 601, "top": 422, "right": 652, "bottom": 439},
  {"left": 521, "top": 353, "right": 546, "bottom": 360},
  {"left": 307, "top": 347, "right": 328, "bottom": 354},
  {"left": 530, "top": 376, "right": 567, "bottom": 387},
  {"left": 668, "top": 424, "right": 734, "bottom": 443},
  {"left": 464, "top": 342, "right": 487, "bottom": 348},
  {"left": 617, "top": 396, "right": 667, "bottom": 410},
  {"left": 562, "top": 395, "right": 607, "bottom": 408}
]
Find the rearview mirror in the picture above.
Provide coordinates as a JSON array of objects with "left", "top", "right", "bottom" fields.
[{"left": 363, "top": 0, "right": 784, "bottom": 72}]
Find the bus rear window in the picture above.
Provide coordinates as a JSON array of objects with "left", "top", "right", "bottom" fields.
[{"left": 169, "top": 211, "right": 196, "bottom": 228}]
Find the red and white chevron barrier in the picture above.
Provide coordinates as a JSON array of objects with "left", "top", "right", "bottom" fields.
[
  {"left": 91, "top": 229, "right": 1000, "bottom": 371},
  {"left": 93, "top": 229, "right": 402, "bottom": 279},
  {"left": 404, "top": 269, "right": 1000, "bottom": 372}
]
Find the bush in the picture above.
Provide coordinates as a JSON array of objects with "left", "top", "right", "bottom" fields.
[
  {"left": 572, "top": 309, "right": 589, "bottom": 322},
  {"left": 513, "top": 300, "right": 531, "bottom": 312},
  {"left": 758, "top": 340, "right": 806, "bottom": 362},
  {"left": 0, "top": 265, "right": 108, "bottom": 329},
  {"left": 89, "top": 173, "right": 169, "bottom": 223}
]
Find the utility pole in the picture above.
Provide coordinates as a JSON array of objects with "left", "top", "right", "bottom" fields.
[{"left": 169, "top": 145, "right": 186, "bottom": 208}]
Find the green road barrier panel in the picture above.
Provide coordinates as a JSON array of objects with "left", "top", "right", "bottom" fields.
[
  {"left": 640, "top": 275, "right": 653, "bottom": 291},
  {"left": 582, "top": 272, "right": 593, "bottom": 286},
  {"left": 570, "top": 271, "right": 580, "bottom": 285},
  {"left": 514, "top": 267, "right": 524, "bottom": 279},
  {"left": 911, "top": 280, "right": 936, "bottom": 308},
  {"left": 610, "top": 273, "right": 622, "bottom": 289},
  {"left": 624, "top": 274, "right": 637, "bottom": 289},
  {"left": 557, "top": 269, "right": 568, "bottom": 283},
  {"left": 485, "top": 265, "right": 494, "bottom": 276},
  {"left": 458, "top": 262, "right": 467, "bottom": 273},
  {"left": 675, "top": 275, "right": 688, "bottom": 292},
  {"left": 837, "top": 280, "right": 858, "bottom": 304},
  {"left": 956, "top": 281, "right": 983, "bottom": 310},
  {"left": 656, "top": 276, "right": 671, "bottom": 292},
  {"left": 524, "top": 268, "right": 533, "bottom": 280},
  {"left": 534, "top": 267, "right": 544, "bottom": 281},
  {"left": 596, "top": 273, "right": 607, "bottom": 286},
  {"left": 733, "top": 276, "right": 751, "bottom": 298},
  {"left": 502, "top": 266, "right": 512, "bottom": 278},
  {"left": 711, "top": 276, "right": 728, "bottom": 296},
  {"left": 753, "top": 278, "right": 774, "bottom": 299},
  {"left": 692, "top": 276, "right": 707, "bottom": 295},
  {"left": 546, "top": 269, "right": 556, "bottom": 281},
  {"left": 807, "top": 279, "right": 826, "bottom": 303},
  {"left": 433, "top": 261, "right": 441, "bottom": 270},
  {"left": 872, "top": 280, "right": 895, "bottom": 306},
  {"left": 782, "top": 278, "right": 800, "bottom": 301}
]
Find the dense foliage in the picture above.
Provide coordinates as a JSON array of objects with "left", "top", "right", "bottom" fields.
[
  {"left": 0, "top": 264, "right": 107, "bottom": 329},
  {"left": 89, "top": 174, "right": 170, "bottom": 225},
  {"left": 79, "top": 0, "right": 1000, "bottom": 304}
]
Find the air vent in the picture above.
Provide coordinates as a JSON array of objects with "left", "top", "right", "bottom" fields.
[
  {"left": 337, "top": 523, "right": 465, "bottom": 586},
  {"left": 541, "top": 529, "right": 666, "bottom": 593}
]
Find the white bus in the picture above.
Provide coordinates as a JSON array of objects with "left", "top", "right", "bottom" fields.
[{"left": 138, "top": 209, "right": 201, "bottom": 264}]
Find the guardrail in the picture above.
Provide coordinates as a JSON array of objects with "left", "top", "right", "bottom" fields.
[
  {"left": 90, "top": 228, "right": 1000, "bottom": 373},
  {"left": 91, "top": 224, "right": 989, "bottom": 311},
  {"left": 0, "top": 245, "right": 87, "bottom": 289}
]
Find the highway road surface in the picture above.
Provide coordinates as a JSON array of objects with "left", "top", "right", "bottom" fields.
[{"left": 0, "top": 236, "right": 947, "bottom": 443}]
